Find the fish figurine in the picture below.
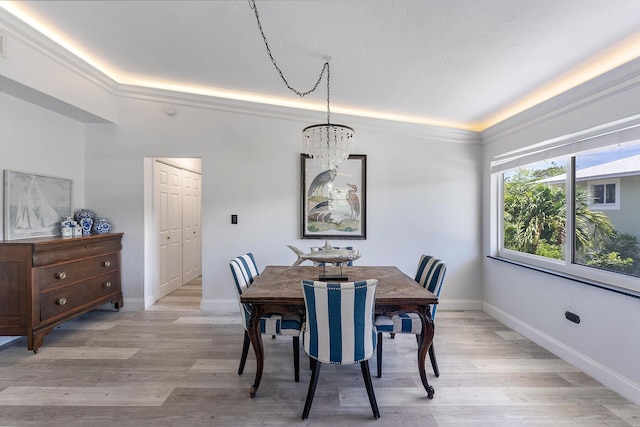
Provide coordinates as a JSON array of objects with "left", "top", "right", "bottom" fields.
[{"left": 287, "top": 241, "right": 361, "bottom": 268}]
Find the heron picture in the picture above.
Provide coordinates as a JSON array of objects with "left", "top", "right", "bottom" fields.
[{"left": 301, "top": 154, "right": 366, "bottom": 239}]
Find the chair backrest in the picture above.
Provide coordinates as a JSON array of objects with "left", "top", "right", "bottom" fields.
[
  {"left": 311, "top": 246, "right": 354, "bottom": 267},
  {"left": 301, "top": 279, "right": 377, "bottom": 365},
  {"left": 414, "top": 255, "right": 447, "bottom": 319},
  {"left": 229, "top": 253, "right": 260, "bottom": 329}
]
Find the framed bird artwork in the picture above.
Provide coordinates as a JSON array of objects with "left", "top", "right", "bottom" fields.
[{"left": 300, "top": 154, "right": 366, "bottom": 240}]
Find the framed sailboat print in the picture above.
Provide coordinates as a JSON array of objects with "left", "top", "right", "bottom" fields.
[{"left": 3, "top": 170, "right": 72, "bottom": 240}]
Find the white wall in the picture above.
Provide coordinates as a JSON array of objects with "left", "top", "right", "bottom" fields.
[
  {"left": 1, "top": 12, "right": 481, "bottom": 342},
  {"left": 83, "top": 93, "right": 483, "bottom": 311},
  {"left": 0, "top": 92, "right": 86, "bottom": 240},
  {"left": 0, "top": 91, "right": 86, "bottom": 347},
  {"left": 481, "top": 58, "right": 640, "bottom": 405}
]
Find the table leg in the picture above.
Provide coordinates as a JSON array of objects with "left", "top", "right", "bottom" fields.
[
  {"left": 418, "top": 310, "right": 435, "bottom": 399},
  {"left": 247, "top": 305, "right": 265, "bottom": 398}
]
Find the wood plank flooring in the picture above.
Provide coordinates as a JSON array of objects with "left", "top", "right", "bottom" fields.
[{"left": 0, "top": 277, "right": 638, "bottom": 426}]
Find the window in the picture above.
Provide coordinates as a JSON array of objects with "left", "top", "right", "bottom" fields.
[
  {"left": 502, "top": 159, "right": 568, "bottom": 261},
  {"left": 574, "top": 146, "right": 639, "bottom": 276},
  {"left": 492, "top": 117, "right": 640, "bottom": 292},
  {"left": 587, "top": 179, "right": 619, "bottom": 209}
]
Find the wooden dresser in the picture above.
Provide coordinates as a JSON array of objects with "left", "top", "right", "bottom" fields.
[{"left": 0, "top": 233, "right": 123, "bottom": 352}]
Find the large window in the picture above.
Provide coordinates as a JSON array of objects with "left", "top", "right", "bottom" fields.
[
  {"left": 502, "top": 159, "right": 568, "bottom": 261},
  {"left": 493, "top": 119, "right": 640, "bottom": 292}
]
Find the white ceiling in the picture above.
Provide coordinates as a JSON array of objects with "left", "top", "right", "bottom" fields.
[{"left": 3, "top": 1, "right": 640, "bottom": 131}]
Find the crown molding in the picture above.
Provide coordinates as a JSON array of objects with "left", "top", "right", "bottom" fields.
[
  {"left": 0, "top": 8, "right": 118, "bottom": 93},
  {"left": 116, "top": 83, "right": 481, "bottom": 145},
  {"left": 3, "top": 7, "right": 639, "bottom": 145},
  {"left": 482, "top": 57, "right": 640, "bottom": 143},
  {"left": 0, "top": 8, "right": 479, "bottom": 144}
]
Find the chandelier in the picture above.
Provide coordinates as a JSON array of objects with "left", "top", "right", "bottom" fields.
[{"left": 250, "top": 1, "right": 355, "bottom": 171}]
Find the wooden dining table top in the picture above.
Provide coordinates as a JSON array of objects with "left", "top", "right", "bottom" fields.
[{"left": 240, "top": 265, "right": 438, "bottom": 306}]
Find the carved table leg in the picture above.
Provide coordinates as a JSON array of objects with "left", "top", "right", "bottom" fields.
[
  {"left": 417, "top": 311, "right": 435, "bottom": 399},
  {"left": 247, "top": 305, "right": 265, "bottom": 398}
]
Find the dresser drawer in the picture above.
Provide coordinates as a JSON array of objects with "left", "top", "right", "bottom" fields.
[
  {"left": 32, "top": 236, "right": 122, "bottom": 267},
  {"left": 40, "top": 272, "right": 119, "bottom": 322},
  {"left": 38, "top": 253, "right": 118, "bottom": 291}
]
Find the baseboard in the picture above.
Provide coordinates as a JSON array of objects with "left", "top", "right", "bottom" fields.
[
  {"left": 122, "top": 297, "right": 147, "bottom": 311},
  {"left": 482, "top": 302, "right": 640, "bottom": 406},
  {"left": 200, "top": 298, "right": 237, "bottom": 314},
  {"left": 438, "top": 299, "right": 482, "bottom": 311},
  {"left": 0, "top": 336, "right": 19, "bottom": 349},
  {"left": 197, "top": 298, "right": 481, "bottom": 315},
  {"left": 198, "top": 298, "right": 481, "bottom": 314},
  {"left": 144, "top": 295, "right": 156, "bottom": 309}
]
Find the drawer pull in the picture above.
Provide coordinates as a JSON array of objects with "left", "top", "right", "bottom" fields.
[
  {"left": 104, "top": 281, "right": 112, "bottom": 288},
  {"left": 56, "top": 272, "right": 67, "bottom": 280},
  {"left": 102, "top": 261, "right": 111, "bottom": 267},
  {"left": 57, "top": 297, "right": 67, "bottom": 306}
]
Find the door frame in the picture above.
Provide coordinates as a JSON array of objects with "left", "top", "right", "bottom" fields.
[{"left": 143, "top": 157, "right": 202, "bottom": 309}]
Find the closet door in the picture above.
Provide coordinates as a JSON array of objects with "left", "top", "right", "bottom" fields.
[
  {"left": 182, "top": 170, "right": 202, "bottom": 283},
  {"left": 155, "top": 161, "right": 183, "bottom": 300}
]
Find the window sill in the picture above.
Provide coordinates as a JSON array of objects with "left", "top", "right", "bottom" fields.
[{"left": 487, "top": 255, "right": 640, "bottom": 300}]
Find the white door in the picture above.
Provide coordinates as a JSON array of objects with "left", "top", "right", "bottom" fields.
[
  {"left": 182, "top": 170, "right": 202, "bottom": 283},
  {"left": 155, "top": 161, "right": 183, "bottom": 300}
]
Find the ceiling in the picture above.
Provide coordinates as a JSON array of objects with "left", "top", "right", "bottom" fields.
[{"left": 2, "top": 1, "right": 640, "bottom": 131}]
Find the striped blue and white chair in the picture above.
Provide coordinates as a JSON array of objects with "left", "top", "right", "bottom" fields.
[
  {"left": 300, "top": 279, "right": 380, "bottom": 420},
  {"left": 374, "top": 255, "right": 447, "bottom": 378},
  {"left": 230, "top": 253, "right": 302, "bottom": 382}
]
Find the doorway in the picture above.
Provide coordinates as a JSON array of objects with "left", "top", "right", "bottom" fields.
[{"left": 151, "top": 158, "right": 202, "bottom": 303}]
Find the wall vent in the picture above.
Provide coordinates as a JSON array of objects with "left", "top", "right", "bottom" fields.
[{"left": 0, "top": 31, "right": 6, "bottom": 58}]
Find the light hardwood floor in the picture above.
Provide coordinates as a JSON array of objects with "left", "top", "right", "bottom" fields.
[{"left": 0, "top": 277, "right": 638, "bottom": 426}]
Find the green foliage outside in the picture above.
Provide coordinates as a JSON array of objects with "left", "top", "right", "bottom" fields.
[
  {"left": 584, "top": 231, "right": 638, "bottom": 274},
  {"left": 503, "top": 165, "right": 640, "bottom": 277}
]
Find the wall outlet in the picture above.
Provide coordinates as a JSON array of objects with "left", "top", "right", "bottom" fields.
[
  {"left": 565, "top": 311, "right": 580, "bottom": 324},
  {"left": 231, "top": 214, "right": 237, "bottom": 224}
]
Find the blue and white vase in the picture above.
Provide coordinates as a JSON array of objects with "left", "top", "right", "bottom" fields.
[
  {"left": 75, "top": 209, "right": 96, "bottom": 224},
  {"left": 92, "top": 218, "right": 111, "bottom": 234},
  {"left": 60, "top": 216, "right": 76, "bottom": 237},
  {"left": 80, "top": 217, "right": 93, "bottom": 236},
  {"left": 60, "top": 216, "right": 75, "bottom": 227},
  {"left": 60, "top": 224, "right": 73, "bottom": 237}
]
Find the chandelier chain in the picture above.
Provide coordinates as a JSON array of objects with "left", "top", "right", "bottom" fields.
[{"left": 249, "top": 0, "right": 331, "bottom": 123}]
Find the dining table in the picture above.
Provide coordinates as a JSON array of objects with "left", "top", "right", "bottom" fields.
[{"left": 239, "top": 265, "right": 438, "bottom": 399}]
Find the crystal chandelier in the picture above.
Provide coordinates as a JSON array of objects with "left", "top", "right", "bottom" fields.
[
  {"left": 250, "top": 1, "right": 355, "bottom": 171},
  {"left": 302, "top": 60, "right": 355, "bottom": 170}
]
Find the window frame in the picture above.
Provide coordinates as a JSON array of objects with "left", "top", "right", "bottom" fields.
[
  {"left": 492, "top": 116, "right": 640, "bottom": 295},
  {"left": 586, "top": 178, "right": 620, "bottom": 210}
]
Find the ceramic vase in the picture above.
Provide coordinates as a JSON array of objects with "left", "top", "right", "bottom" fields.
[
  {"left": 80, "top": 217, "right": 93, "bottom": 236},
  {"left": 92, "top": 218, "right": 112, "bottom": 234},
  {"left": 75, "top": 209, "right": 96, "bottom": 224}
]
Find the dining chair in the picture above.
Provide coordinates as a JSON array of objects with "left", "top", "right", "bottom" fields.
[
  {"left": 300, "top": 279, "right": 380, "bottom": 420},
  {"left": 229, "top": 253, "right": 301, "bottom": 382},
  {"left": 374, "top": 254, "right": 447, "bottom": 378},
  {"left": 310, "top": 245, "right": 354, "bottom": 266}
]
